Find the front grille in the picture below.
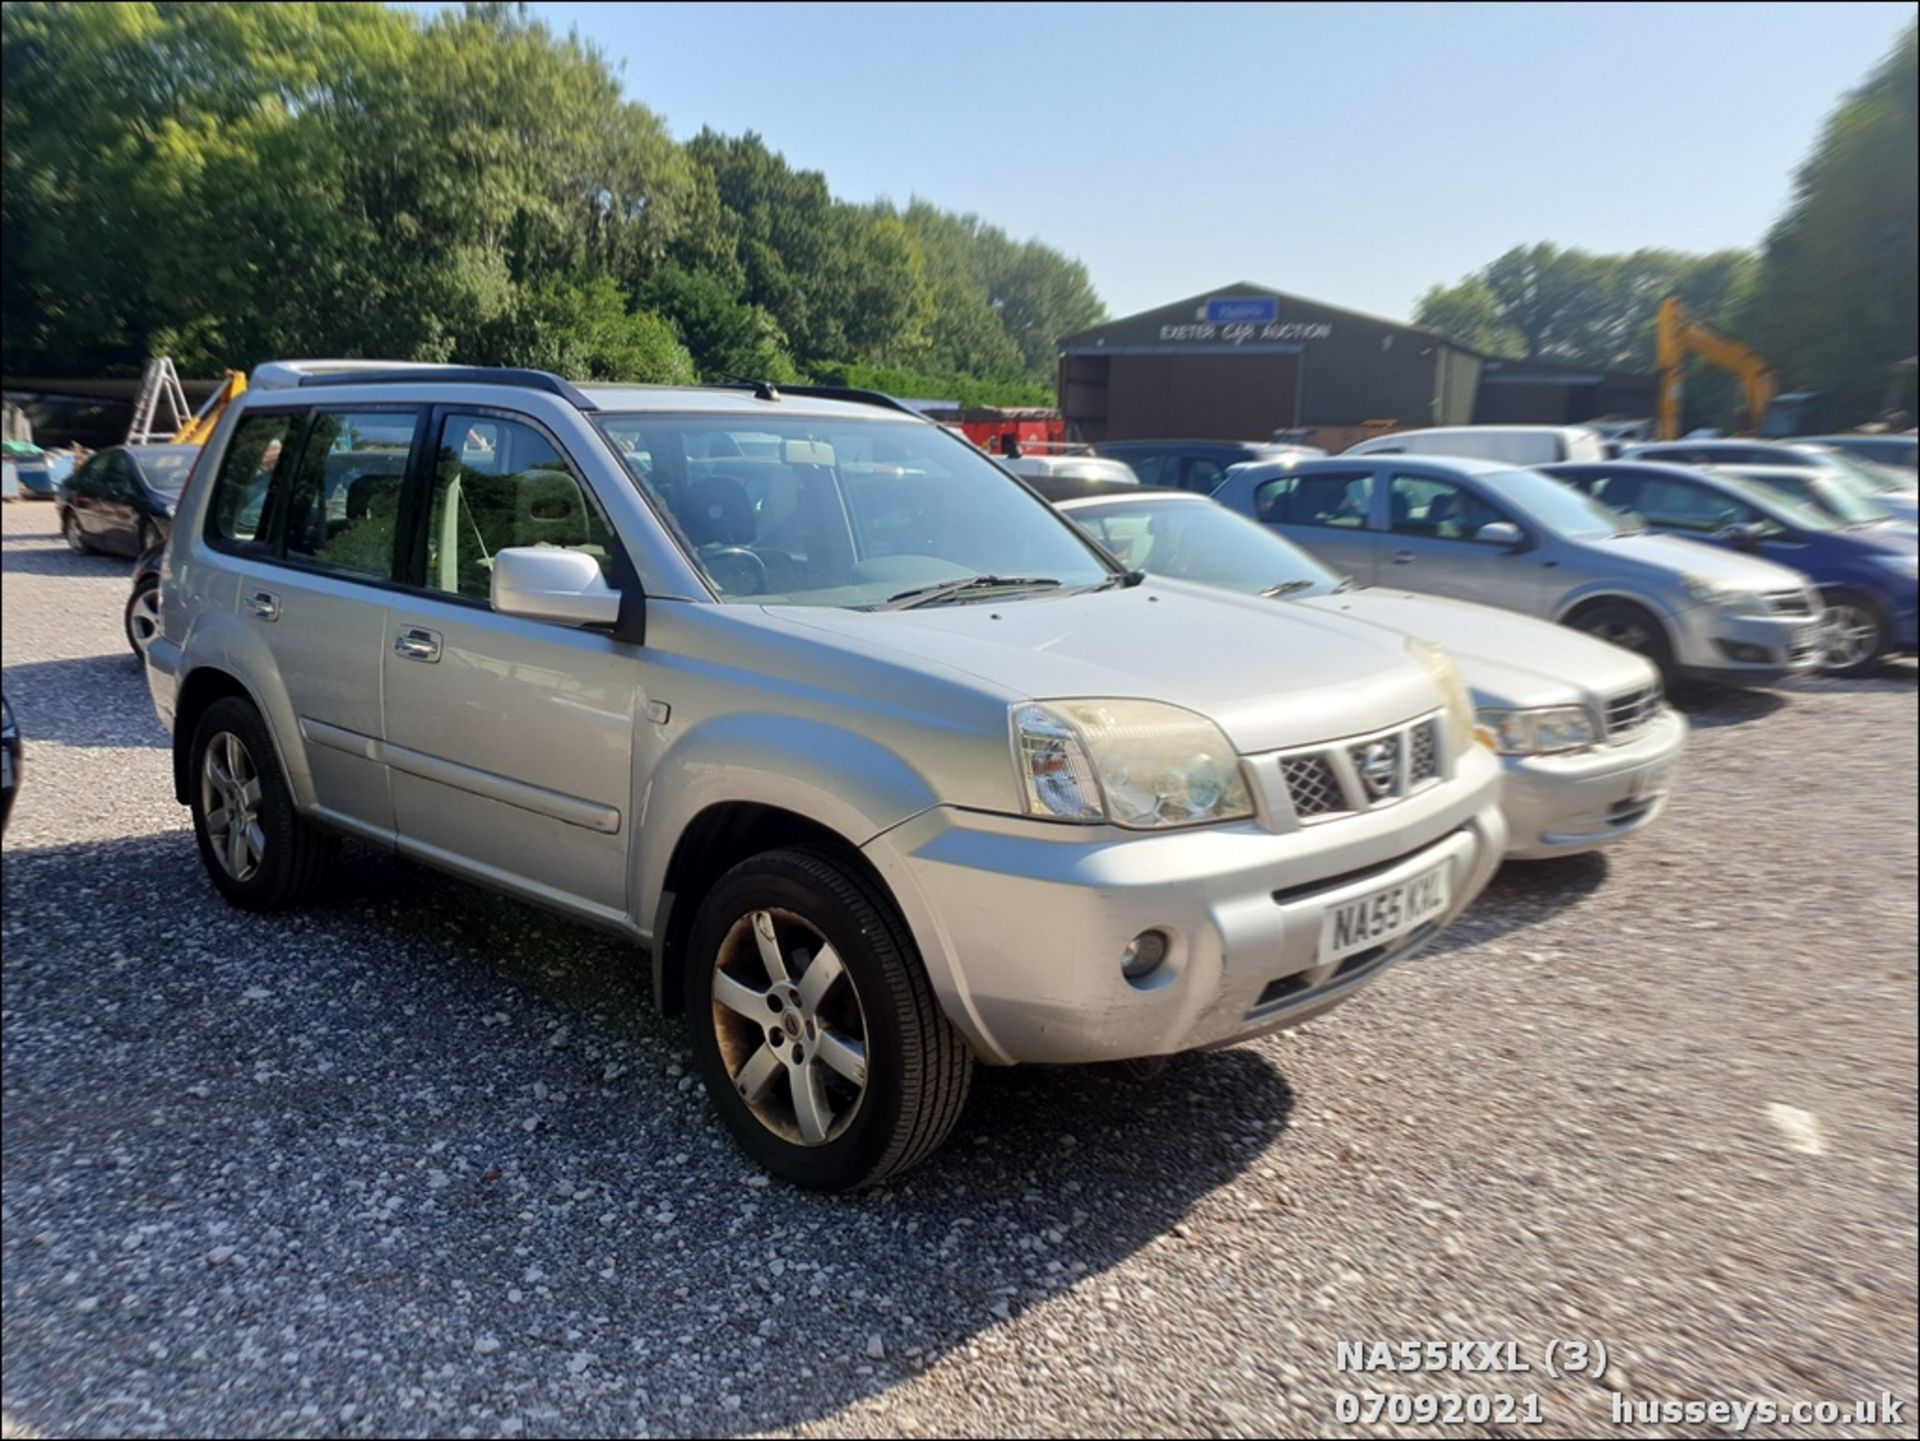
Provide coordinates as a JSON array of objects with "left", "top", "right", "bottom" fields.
[
  {"left": 1605, "top": 683, "right": 1662, "bottom": 741},
  {"left": 1281, "top": 755, "right": 1344, "bottom": 817},
  {"left": 1348, "top": 733, "right": 1402, "bottom": 803},
  {"left": 1271, "top": 712, "right": 1444, "bottom": 824},
  {"left": 1763, "top": 588, "right": 1816, "bottom": 617},
  {"left": 1407, "top": 719, "right": 1439, "bottom": 782}
]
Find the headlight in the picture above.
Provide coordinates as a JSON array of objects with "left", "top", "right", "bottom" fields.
[
  {"left": 1871, "top": 552, "right": 1918, "bottom": 578},
  {"left": 1404, "top": 638, "right": 1474, "bottom": 760},
  {"left": 1681, "top": 573, "right": 1765, "bottom": 613},
  {"left": 1011, "top": 700, "right": 1253, "bottom": 829},
  {"left": 1473, "top": 705, "right": 1599, "bottom": 755}
]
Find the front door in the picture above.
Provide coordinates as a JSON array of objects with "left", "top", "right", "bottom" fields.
[
  {"left": 1381, "top": 470, "right": 1546, "bottom": 613},
  {"left": 380, "top": 408, "right": 641, "bottom": 926}
]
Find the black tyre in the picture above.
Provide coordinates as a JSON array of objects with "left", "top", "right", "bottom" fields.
[
  {"left": 1815, "top": 588, "right": 1886, "bottom": 677},
  {"left": 1569, "top": 599, "right": 1675, "bottom": 685},
  {"left": 684, "top": 847, "right": 973, "bottom": 1192},
  {"left": 61, "top": 510, "right": 91, "bottom": 554},
  {"left": 125, "top": 575, "right": 161, "bottom": 658},
  {"left": 187, "top": 696, "right": 335, "bottom": 911}
]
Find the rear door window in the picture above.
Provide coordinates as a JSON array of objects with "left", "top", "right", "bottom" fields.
[
  {"left": 1255, "top": 468, "right": 1373, "bottom": 528},
  {"left": 282, "top": 409, "right": 422, "bottom": 579},
  {"left": 206, "top": 413, "right": 298, "bottom": 551}
]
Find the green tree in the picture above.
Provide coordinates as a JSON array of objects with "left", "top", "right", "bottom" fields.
[
  {"left": 1750, "top": 22, "right": 1919, "bottom": 423},
  {"left": 1413, "top": 277, "right": 1526, "bottom": 358}
]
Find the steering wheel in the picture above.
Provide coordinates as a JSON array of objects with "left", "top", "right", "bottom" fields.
[{"left": 704, "top": 545, "right": 768, "bottom": 595}]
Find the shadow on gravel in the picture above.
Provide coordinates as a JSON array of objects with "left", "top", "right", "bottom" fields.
[
  {"left": 1, "top": 832, "right": 1287, "bottom": 1439},
  {"left": 0, "top": 543, "right": 135, "bottom": 577},
  {"left": 1673, "top": 685, "right": 1788, "bottom": 729},
  {"left": 1427, "top": 850, "right": 1611, "bottom": 956},
  {"left": 0, "top": 654, "right": 164, "bottom": 747}
]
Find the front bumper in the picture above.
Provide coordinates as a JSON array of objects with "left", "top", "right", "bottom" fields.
[
  {"left": 1670, "top": 604, "right": 1821, "bottom": 686},
  {"left": 1498, "top": 706, "right": 1687, "bottom": 860},
  {"left": 867, "top": 752, "right": 1506, "bottom": 1066}
]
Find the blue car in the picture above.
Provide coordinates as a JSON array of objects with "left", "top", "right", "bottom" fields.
[{"left": 1543, "top": 460, "right": 1918, "bottom": 677}]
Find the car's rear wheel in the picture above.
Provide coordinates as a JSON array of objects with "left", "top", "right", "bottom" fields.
[
  {"left": 61, "top": 511, "right": 91, "bottom": 554},
  {"left": 684, "top": 847, "right": 973, "bottom": 1192},
  {"left": 187, "top": 696, "right": 335, "bottom": 911},
  {"left": 1816, "top": 589, "right": 1885, "bottom": 677},
  {"left": 125, "top": 576, "right": 161, "bottom": 658},
  {"left": 1569, "top": 599, "right": 1674, "bottom": 685}
]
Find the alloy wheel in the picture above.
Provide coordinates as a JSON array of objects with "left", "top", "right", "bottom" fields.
[
  {"left": 710, "top": 908, "right": 868, "bottom": 1146},
  {"left": 1591, "top": 616, "right": 1652, "bottom": 654},
  {"left": 1819, "top": 603, "right": 1879, "bottom": 673},
  {"left": 128, "top": 585, "right": 161, "bottom": 656},
  {"left": 200, "top": 731, "right": 265, "bottom": 881}
]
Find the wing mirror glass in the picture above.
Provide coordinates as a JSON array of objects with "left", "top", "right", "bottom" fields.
[
  {"left": 1475, "top": 520, "right": 1524, "bottom": 548},
  {"left": 491, "top": 546, "right": 623, "bottom": 628},
  {"left": 1725, "top": 520, "right": 1767, "bottom": 547}
]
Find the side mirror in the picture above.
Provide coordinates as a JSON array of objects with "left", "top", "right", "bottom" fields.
[
  {"left": 1475, "top": 521, "right": 1524, "bottom": 548},
  {"left": 1725, "top": 521, "right": 1766, "bottom": 548},
  {"left": 491, "top": 546, "right": 623, "bottom": 628}
]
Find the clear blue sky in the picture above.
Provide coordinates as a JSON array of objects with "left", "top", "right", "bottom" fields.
[{"left": 510, "top": 1, "right": 1912, "bottom": 323}]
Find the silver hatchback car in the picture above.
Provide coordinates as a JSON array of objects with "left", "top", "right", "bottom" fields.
[
  {"left": 1215, "top": 455, "right": 1824, "bottom": 688},
  {"left": 145, "top": 363, "right": 1508, "bottom": 1190}
]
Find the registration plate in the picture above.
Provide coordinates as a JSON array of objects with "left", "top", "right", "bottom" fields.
[{"left": 1319, "top": 863, "right": 1451, "bottom": 965}]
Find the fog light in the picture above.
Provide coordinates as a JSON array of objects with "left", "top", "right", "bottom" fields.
[{"left": 1121, "top": 929, "right": 1170, "bottom": 980}]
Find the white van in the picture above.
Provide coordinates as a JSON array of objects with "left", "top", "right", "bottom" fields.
[{"left": 1344, "top": 425, "right": 1607, "bottom": 466}]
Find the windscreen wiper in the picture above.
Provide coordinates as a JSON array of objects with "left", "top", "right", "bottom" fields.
[
  {"left": 880, "top": 574, "right": 1064, "bottom": 610},
  {"left": 1260, "top": 579, "right": 1318, "bottom": 597}
]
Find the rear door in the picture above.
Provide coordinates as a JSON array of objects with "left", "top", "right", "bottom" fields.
[
  {"left": 1254, "top": 465, "right": 1380, "bottom": 582},
  {"left": 379, "top": 407, "right": 642, "bottom": 925},
  {"left": 1381, "top": 469, "right": 1545, "bottom": 611},
  {"left": 203, "top": 407, "right": 409, "bottom": 840}
]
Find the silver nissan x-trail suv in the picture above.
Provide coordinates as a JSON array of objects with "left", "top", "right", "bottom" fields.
[{"left": 146, "top": 361, "right": 1506, "bottom": 1190}]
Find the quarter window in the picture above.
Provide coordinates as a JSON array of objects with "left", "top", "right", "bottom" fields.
[
  {"left": 421, "top": 414, "right": 613, "bottom": 602},
  {"left": 207, "top": 414, "right": 296, "bottom": 550},
  {"left": 282, "top": 410, "right": 420, "bottom": 579},
  {"left": 1388, "top": 474, "right": 1510, "bottom": 542}
]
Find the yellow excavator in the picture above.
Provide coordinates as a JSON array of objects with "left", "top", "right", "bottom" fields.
[
  {"left": 173, "top": 368, "right": 247, "bottom": 445},
  {"left": 1654, "top": 296, "right": 1777, "bottom": 440}
]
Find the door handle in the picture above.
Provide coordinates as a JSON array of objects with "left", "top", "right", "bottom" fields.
[
  {"left": 243, "top": 590, "right": 280, "bottom": 621},
  {"left": 1389, "top": 549, "right": 1417, "bottom": 565},
  {"left": 394, "top": 626, "right": 442, "bottom": 663}
]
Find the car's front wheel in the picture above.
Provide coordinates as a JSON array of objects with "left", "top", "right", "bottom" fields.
[
  {"left": 125, "top": 576, "right": 161, "bottom": 658},
  {"left": 1816, "top": 589, "right": 1886, "bottom": 677},
  {"left": 187, "top": 696, "right": 335, "bottom": 911},
  {"left": 1569, "top": 599, "right": 1675, "bottom": 685},
  {"left": 685, "top": 847, "right": 973, "bottom": 1192}
]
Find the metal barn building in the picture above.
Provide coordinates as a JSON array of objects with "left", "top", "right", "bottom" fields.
[{"left": 1058, "top": 284, "right": 1653, "bottom": 447}]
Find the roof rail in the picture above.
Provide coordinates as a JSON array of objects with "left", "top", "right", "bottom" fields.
[
  {"left": 779, "top": 385, "right": 922, "bottom": 418},
  {"left": 289, "top": 366, "right": 600, "bottom": 410}
]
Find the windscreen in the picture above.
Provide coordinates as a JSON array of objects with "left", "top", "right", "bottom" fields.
[
  {"left": 1720, "top": 475, "right": 1842, "bottom": 533},
  {"left": 1065, "top": 496, "right": 1341, "bottom": 596},
  {"left": 598, "top": 413, "right": 1114, "bottom": 607},
  {"left": 1728, "top": 468, "right": 1891, "bottom": 527},
  {"left": 1478, "top": 468, "right": 1630, "bottom": 538}
]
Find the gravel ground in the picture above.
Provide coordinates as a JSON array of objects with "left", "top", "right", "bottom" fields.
[{"left": 3, "top": 497, "right": 1916, "bottom": 1439}]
